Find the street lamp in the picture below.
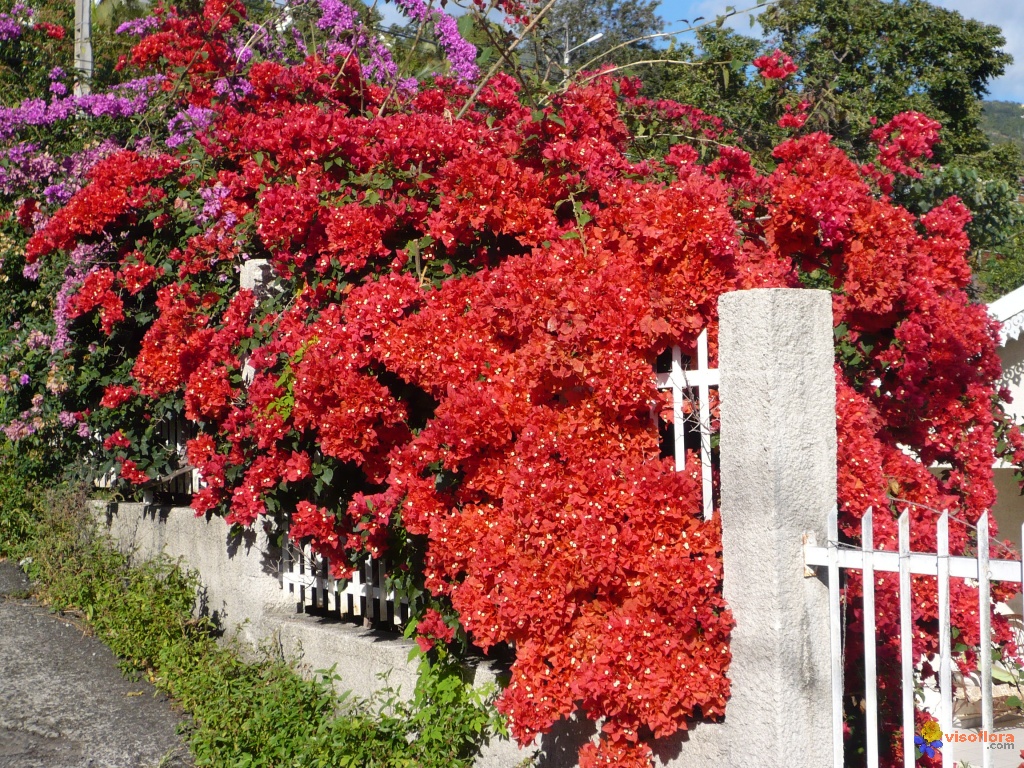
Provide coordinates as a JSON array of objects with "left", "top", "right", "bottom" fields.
[{"left": 563, "top": 30, "right": 604, "bottom": 68}]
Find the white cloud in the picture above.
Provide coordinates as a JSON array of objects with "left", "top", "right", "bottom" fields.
[{"left": 931, "top": 0, "right": 1024, "bottom": 103}]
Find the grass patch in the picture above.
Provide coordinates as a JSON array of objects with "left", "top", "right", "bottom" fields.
[{"left": 3, "top": 473, "right": 506, "bottom": 768}]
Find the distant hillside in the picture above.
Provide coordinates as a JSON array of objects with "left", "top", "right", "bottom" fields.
[{"left": 982, "top": 100, "right": 1024, "bottom": 153}]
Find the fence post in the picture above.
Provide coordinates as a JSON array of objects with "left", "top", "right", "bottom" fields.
[
  {"left": 718, "top": 288, "right": 837, "bottom": 767},
  {"left": 240, "top": 259, "right": 270, "bottom": 385},
  {"left": 240, "top": 258, "right": 271, "bottom": 295},
  {"left": 73, "top": 0, "right": 92, "bottom": 96}
]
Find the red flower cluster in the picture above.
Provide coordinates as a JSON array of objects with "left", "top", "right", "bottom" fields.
[
  {"left": 778, "top": 99, "right": 812, "bottom": 129},
  {"left": 415, "top": 609, "right": 456, "bottom": 653},
  {"left": 100, "top": 385, "right": 137, "bottom": 409},
  {"left": 130, "top": 0, "right": 245, "bottom": 102},
  {"left": 753, "top": 49, "right": 798, "bottom": 80},
  {"left": 66, "top": 269, "right": 125, "bottom": 334},
  {"left": 119, "top": 458, "right": 150, "bottom": 484},
  {"left": 871, "top": 111, "right": 942, "bottom": 179},
  {"left": 25, "top": 151, "right": 178, "bottom": 262},
  {"left": 33, "top": 22, "right": 65, "bottom": 39}
]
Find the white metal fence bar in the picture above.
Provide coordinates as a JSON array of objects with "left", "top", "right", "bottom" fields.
[
  {"left": 376, "top": 559, "right": 388, "bottom": 623},
  {"left": 862, "top": 510, "right": 879, "bottom": 768},
  {"left": 898, "top": 510, "right": 914, "bottom": 767},
  {"left": 696, "top": 330, "right": 713, "bottom": 521},
  {"left": 828, "top": 503, "right": 844, "bottom": 767},
  {"left": 655, "top": 328, "right": 719, "bottom": 520},
  {"left": 978, "top": 511, "right": 993, "bottom": 768},
  {"left": 94, "top": 413, "right": 198, "bottom": 494},
  {"left": 158, "top": 414, "right": 197, "bottom": 495},
  {"left": 938, "top": 511, "right": 953, "bottom": 768},
  {"left": 805, "top": 547, "right": 1024, "bottom": 580},
  {"left": 670, "top": 346, "right": 686, "bottom": 474}
]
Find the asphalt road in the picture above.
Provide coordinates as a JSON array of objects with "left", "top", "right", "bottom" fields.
[{"left": 0, "top": 561, "right": 192, "bottom": 768}]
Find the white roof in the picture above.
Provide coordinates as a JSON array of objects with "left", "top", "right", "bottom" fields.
[{"left": 988, "top": 283, "right": 1024, "bottom": 347}]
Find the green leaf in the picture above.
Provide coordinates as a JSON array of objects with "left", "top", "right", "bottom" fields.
[
  {"left": 572, "top": 200, "right": 593, "bottom": 227},
  {"left": 991, "top": 666, "right": 1017, "bottom": 684}
]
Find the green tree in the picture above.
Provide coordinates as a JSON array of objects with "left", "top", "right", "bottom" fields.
[{"left": 758, "top": 0, "right": 1014, "bottom": 166}]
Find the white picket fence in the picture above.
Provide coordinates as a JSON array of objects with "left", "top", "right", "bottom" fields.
[
  {"left": 279, "top": 543, "right": 410, "bottom": 627},
  {"left": 804, "top": 505, "right": 1024, "bottom": 768}
]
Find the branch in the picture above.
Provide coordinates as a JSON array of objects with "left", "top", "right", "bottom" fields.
[
  {"left": 137, "top": 464, "right": 197, "bottom": 490},
  {"left": 377, "top": 0, "right": 437, "bottom": 116},
  {"left": 454, "top": 0, "right": 560, "bottom": 120},
  {"left": 573, "top": 0, "right": 780, "bottom": 74}
]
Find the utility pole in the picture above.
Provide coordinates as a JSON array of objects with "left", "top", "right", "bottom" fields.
[{"left": 74, "top": 0, "right": 92, "bottom": 96}]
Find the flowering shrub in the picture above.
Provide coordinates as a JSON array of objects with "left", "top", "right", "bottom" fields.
[{"left": 3, "top": 0, "right": 1024, "bottom": 765}]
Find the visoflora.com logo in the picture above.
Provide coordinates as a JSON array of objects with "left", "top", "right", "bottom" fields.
[
  {"left": 915, "top": 720, "right": 1018, "bottom": 758},
  {"left": 944, "top": 730, "right": 1017, "bottom": 747},
  {"left": 915, "top": 721, "right": 943, "bottom": 759}
]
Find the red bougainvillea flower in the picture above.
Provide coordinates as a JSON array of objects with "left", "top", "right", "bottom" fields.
[
  {"left": 415, "top": 609, "right": 456, "bottom": 652},
  {"left": 33, "top": 22, "right": 65, "bottom": 39},
  {"left": 871, "top": 111, "right": 942, "bottom": 179},
  {"left": 753, "top": 48, "right": 798, "bottom": 79},
  {"left": 118, "top": 459, "right": 150, "bottom": 484}
]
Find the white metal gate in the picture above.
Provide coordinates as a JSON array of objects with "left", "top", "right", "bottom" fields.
[{"left": 804, "top": 505, "right": 1024, "bottom": 768}]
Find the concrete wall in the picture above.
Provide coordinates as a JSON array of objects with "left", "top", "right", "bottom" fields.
[{"left": 93, "top": 288, "right": 840, "bottom": 768}]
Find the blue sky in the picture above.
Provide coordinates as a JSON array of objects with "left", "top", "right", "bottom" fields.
[{"left": 655, "top": 0, "right": 1024, "bottom": 103}]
